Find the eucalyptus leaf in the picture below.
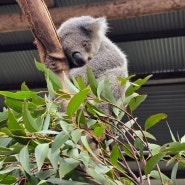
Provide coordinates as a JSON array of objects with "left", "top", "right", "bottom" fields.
[
  {"left": 48, "top": 148, "right": 60, "bottom": 170},
  {"left": 23, "top": 102, "right": 39, "bottom": 132},
  {"left": 35, "top": 143, "right": 49, "bottom": 171},
  {"left": 19, "top": 145, "right": 31, "bottom": 174},
  {"left": 94, "top": 126, "right": 104, "bottom": 137},
  {"left": 7, "top": 109, "right": 22, "bottom": 130},
  {"left": 59, "top": 158, "right": 80, "bottom": 178},
  {"left": 167, "top": 122, "right": 176, "bottom": 142},
  {"left": 81, "top": 136, "right": 101, "bottom": 163},
  {"left": 67, "top": 88, "right": 90, "bottom": 118},
  {"left": 117, "top": 75, "right": 135, "bottom": 86},
  {"left": 86, "top": 66, "right": 98, "bottom": 96},
  {"left": 129, "top": 95, "right": 147, "bottom": 112},
  {"left": 126, "top": 75, "right": 152, "bottom": 97},
  {"left": 51, "top": 131, "right": 69, "bottom": 153},
  {"left": 21, "top": 82, "right": 30, "bottom": 91},
  {"left": 171, "top": 162, "right": 178, "bottom": 185},
  {"left": 71, "top": 129, "right": 83, "bottom": 144},
  {"left": 46, "top": 75, "right": 56, "bottom": 98},
  {"left": 5, "top": 98, "right": 23, "bottom": 113},
  {"left": 160, "top": 142, "right": 185, "bottom": 153},
  {"left": 35, "top": 61, "right": 62, "bottom": 90},
  {"left": 64, "top": 73, "right": 79, "bottom": 93},
  {"left": 0, "top": 108, "right": 8, "bottom": 122},
  {"left": 150, "top": 170, "right": 171, "bottom": 183},
  {"left": 0, "top": 174, "right": 16, "bottom": 184},
  {"left": 145, "top": 113, "right": 167, "bottom": 130},
  {"left": 122, "top": 144, "right": 135, "bottom": 159},
  {"left": 0, "top": 91, "right": 37, "bottom": 100},
  {"left": 144, "top": 153, "right": 165, "bottom": 174}
]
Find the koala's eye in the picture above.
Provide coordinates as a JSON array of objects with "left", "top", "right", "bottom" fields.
[
  {"left": 82, "top": 41, "right": 91, "bottom": 52},
  {"left": 82, "top": 41, "right": 88, "bottom": 47}
]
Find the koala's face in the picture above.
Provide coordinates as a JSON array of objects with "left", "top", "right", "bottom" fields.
[
  {"left": 59, "top": 30, "right": 99, "bottom": 68},
  {"left": 57, "top": 16, "right": 107, "bottom": 69}
]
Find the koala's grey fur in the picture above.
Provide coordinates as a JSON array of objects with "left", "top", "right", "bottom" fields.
[{"left": 58, "top": 16, "right": 128, "bottom": 112}]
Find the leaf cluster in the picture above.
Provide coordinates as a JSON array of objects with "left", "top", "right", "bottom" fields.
[{"left": 0, "top": 61, "right": 184, "bottom": 185}]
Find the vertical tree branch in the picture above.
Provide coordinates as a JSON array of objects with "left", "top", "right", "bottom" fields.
[{"left": 16, "top": 0, "right": 69, "bottom": 89}]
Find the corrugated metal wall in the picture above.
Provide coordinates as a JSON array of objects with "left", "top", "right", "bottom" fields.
[{"left": 135, "top": 84, "right": 185, "bottom": 145}]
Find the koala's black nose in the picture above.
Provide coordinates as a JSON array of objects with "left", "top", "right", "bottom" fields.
[{"left": 72, "top": 52, "right": 86, "bottom": 67}]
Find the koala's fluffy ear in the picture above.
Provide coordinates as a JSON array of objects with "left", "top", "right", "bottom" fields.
[{"left": 84, "top": 17, "right": 108, "bottom": 37}]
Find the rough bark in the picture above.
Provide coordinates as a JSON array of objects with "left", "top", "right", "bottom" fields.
[
  {"left": 1, "top": 0, "right": 185, "bottom": 32},
  {"left": 16, "top": 0, "right": 69, "bottom": 87}
]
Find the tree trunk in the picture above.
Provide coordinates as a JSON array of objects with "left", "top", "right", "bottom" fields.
[{"left": 16, "top": 0, "right": 69, "bottom": 88}]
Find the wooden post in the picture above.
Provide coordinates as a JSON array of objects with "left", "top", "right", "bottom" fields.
[
  {"left": 1, "top": 0, "right": 185, "bottom": 32},
  {"left": 16, "top": 0, "right": 69, "bottom": 87}
]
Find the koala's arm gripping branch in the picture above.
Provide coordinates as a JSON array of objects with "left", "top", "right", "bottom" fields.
[{"left": 16, "top": 0, "right": 70, "bottom": 86}]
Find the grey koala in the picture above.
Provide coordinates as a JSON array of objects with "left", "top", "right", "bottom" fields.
[{"left": 57, "top": 16, "right": 128, "bottom": 112}]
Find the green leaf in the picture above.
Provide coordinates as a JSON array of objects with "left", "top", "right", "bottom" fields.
[
  {"left": 95, "top": 164, "right": 111, "bottom": 174},
  {"left": 126, "top": 75, "right": 152, "bottom": 96},
  {"left": 122, "top": 144, "right": 135, "bottom": 159},
  {"left": 0, "top": 146, "right": 13, "bottom": 155},
  {"left": 21, "top": 82, "right": 30, "bottom": 91},
  {"left": 23, "top": 102, "right": 38, "bottom": 132},
  {"left": 81, "top": 136, "right": 101, "bottom": 163},
  {"left": 71, "top": 129, "right": 83, "bottom": 144},
  {"left": 144, "top": 153, "right": 165, "bottom": 174},
  {"left": 47, "top": 178, "right": 88, "bottom": 185},
  {"left": 43, "top": 113, "right": 50, "bottom": 130},
  {"left": 134, "top": 75, "right": 152, "bottom": 86},
  {"left": 171, "top": 162, "right": 178, "bottom": 185},
  {"left": 0, "top": 108, "right": 8, "bottom": 122},
  {"left": 64, "top": 73, "right": 79, "bottom": 93},
  {"left": 129, "top": 95, "right": 147, "bottom": 112},
  {"left": 179, "top": 160, "right": 185, "bottom": 168},
  {"left": 76, "top": 109, "right": 85, "bottom": 124},
  {"left": 68, "top": 148, "right": 79, "bottom": 159},
  {"left": 35, "top": 61, "right": 62, "bottom": 89},
  {"left": 7, "top": 109, "right": 22, "bottom": 130},
  {"left": 150, "top": 170, "right": 171, "bottom": 183},
  {"left": 110, "top": 144, "right": 126, "bottom": 174},
  {"left": 102, "top": 76, "right": 116, "bottom": 104},
  {"left": 59, "top": 158, "right": 80, "bottom": 178},
  {"left": 134, "top": 138, "right": 144, "bottom": 160},
  {"left": 0, "top": 138, "right": 12, "bottom": 147},
  {"left": 160, "top": 142, "right": 185, "bottom": 153},
  {"left": 19, "top": 145, "right": 31, "bottom": 174},
  {"left": 86, "top": 168, "right": 111, "bottom": 185},
  {"left": 86, "top": 66, "right": 98, "bottom": 95},
  {"left": 67, "top": 88, "right": 90, "bottom": 118},
  {"left": 46, "top": 75, "right": 56, "bottom": 98},
  {"left": 167, "top": 122, "right": 176, "bottom": 142},
  {"left": 51, "top": 131, "right": 69, "bottom": 153},
  {"left": 97, "top": 79, "right": 105, "bottom": 99},
  {"left": 5, "top": 98, "right": 23, "bottom": 113},
  {"left": 77, "top": 76, "right": 87, "bottom": 90},
  {"left": 117, "top": 75, "right": 135, "bottom": 86},
  {"left": 1, "top": 128, "right": 13, "bottom": 137},
  {"left": 59, "top": 120, "right": 73, "bottom": 134},
  {"left": 48, "top": 149, "right": 60, "bottom": 170},
  {"left": 35, "top": 143, "right": 49, "bottom": 171},
  {"left": 94, "top": 126, "right": 104, "bottom": 137},
  {"left": 0, "top": 91, "right": 37, "bottom": 100},
  {"left": 36, "top": 170, "right": 55, "bottom": 181},
  {"left": 0, "top": 175, "right": 16, "bottom": 184},
  {"left": 148, "top": 144, "right": 161, "bottom": 155},
  {"left": 135, "top": 130, "right": 156, "bottom": 140},
  {"left": 145, "top": 113, "right": 167, "bottom": 130}
]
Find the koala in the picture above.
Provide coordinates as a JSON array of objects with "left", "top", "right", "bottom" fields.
[{"left": 57, "top": 16, "right": 129, "bottom": 113}]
